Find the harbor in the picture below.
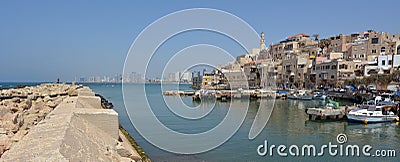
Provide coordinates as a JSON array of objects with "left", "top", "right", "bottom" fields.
[
  {"left": 90, "top": 83, "right": 400, "bottom": 161},
  {"left": 163, "top": 85, "right": 400, "bottom": 124}
]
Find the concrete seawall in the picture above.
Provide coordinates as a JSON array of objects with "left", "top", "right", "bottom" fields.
[{"left": 1, "top": 85, "right": 142, "bottom": 161}]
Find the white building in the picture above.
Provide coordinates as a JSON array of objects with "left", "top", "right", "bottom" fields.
[{"left": 364, "top": 55, "right": 400, "bottom": 76}]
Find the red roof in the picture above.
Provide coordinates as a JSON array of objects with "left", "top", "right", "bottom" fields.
[{"left": 288, "top": 33, "right": 309, "bottom": 39}]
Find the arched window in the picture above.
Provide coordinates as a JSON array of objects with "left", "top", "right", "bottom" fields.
[{"left": 381, "top": 47, "right": 386, "bottom": 53}]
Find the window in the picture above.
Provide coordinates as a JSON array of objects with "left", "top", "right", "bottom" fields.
[
  {"left": 339, "top": 64, "right": 345, "bottom": 69},
  {"left": 397, "top": 46, "right": 400, "bottom": 54},
  {"left": 372, "top": 49, "right": 377, "bottom": 54},
  {"left": 382, "top": 60, "right": 386, "bottom": 66},
  {"left": 353, "top": 54, "right": 357, "bottom": 58},
  {"left": 331, "top": 75, "right": 335, "bottom": 79},
  {"left": 360, "top": 54, "right": 365, "bottom": 58},
  {"left": 371, "top": 38, "right": 379, "bottom": 44},
  {"left": 332, "top": 65, "right": 337, "bottom": 69},
  {"left": 381, "top": 47, "right": 386, "bottom": 53},
  {"left": 326, "top": 65, "right": 330, "bottom": 70},
  {"left": 319, "top": 74, "right": 321, "bottom": 78},
  {"left": 389, "top": 60, "right": 392, "bottom": 65}
]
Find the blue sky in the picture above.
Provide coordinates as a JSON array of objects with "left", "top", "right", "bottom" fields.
[{"left": 1, "top": 0, "right": 399, "bottom": 82}]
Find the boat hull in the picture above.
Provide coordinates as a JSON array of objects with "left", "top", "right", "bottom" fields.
[
  {"left": 299, "top": 96, "right": 313, "bottom": 100},
  {"left": 347, "top": 114, "right": 398, "bottom": 123}
]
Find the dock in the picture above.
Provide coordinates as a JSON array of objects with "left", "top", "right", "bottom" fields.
[
  {"left": 162, "top": 90, "right": 195, "bottom": 96},
  {"left": 189, "top": 89, "right": 276, "bottom": 101}
]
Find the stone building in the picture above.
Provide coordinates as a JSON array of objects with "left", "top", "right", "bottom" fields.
[
  {"left": 269, "top": 33, "right": 318, "bottom": 61},
  {"left": 315, "top": 59, "right": 360, "bottom": 87},
  {"left": 222, "top": 69, "right": 247, "bottom": 89},
  {"left": 281, "top": 54, "right": 311, "bottom": 89},
  {"left": 201, "top": 69, "right": 225, "bottom": 89},
  {"left": 243, "top": 61, "right": 261, "bottom": 89}
]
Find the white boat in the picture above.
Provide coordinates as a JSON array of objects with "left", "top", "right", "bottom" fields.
[
  {"left": 313, "top": 93, "right": 327, "bottom": 100},
  {"left": 287, "top": 92, "right": 299, "bottom": 100},
  {"left": 299, "top": 95, "right": 313, "bottom": 100},
  {"left": 347, "top": 106, "right": 399, "bottom": 124},
  {"left": 298, "top": 90, "right": 313, "bottom": 100},
  {"left": 287, "top": 90, "right": 312, "bottom": 100}
]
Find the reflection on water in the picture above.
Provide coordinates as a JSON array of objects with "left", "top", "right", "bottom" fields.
[{"left": 86, "top": 83, "right": 399, "bottom": 162}]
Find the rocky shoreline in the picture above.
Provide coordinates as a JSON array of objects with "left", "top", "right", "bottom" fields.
[{"left": 0, "top": 83, "right": 147, "bottom": 161}]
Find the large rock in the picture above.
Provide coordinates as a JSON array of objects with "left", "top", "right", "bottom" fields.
[
  {"left": 46, "top": 101, "right": 57, "bottom": 108},
  {"left": 0, "top": 135, "right": 10, "bottom": 155},
  {"left": 116, "top": 144, "right": 132, "bottom": 158},
  {"left": 19, "top": 99, "right": 32, "bottom": 110},
  {"left": 31, "top": 101, "right": 45, "bottom": 111},
  {"left": 10, "top": 97, "right": 20, "bottom": 103},
  {"left": 76, "top": 96, "right": 101, "bottom": 109}
]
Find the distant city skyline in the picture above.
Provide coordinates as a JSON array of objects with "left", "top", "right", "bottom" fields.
[
  {"left": 1, "top": 0, "right": 400, "bottom": 82},
  {"left": 76, "top": 68, "right": 211, "bottom": 83}
]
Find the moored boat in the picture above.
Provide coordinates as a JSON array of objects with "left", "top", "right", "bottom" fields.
[
  {"left": 298, "top": 90, "right": 313, "bottom": 100},
  {"left": 347, "top": 107, "right": 399, "bottom": 123},
  {"left": 276, "top": 90, "right": 288, "bottom": 99},
  {"left": 305, "top": 100, "right": 356, "bottom": 121},
  {"left": 313, "top": 92, "right": 327, "bottom": 100}
]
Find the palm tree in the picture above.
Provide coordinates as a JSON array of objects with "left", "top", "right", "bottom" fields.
[
  {"left": 313, "top": 34, "right": 319, "bottom": 41},
  {"left": 376, "top": 74, "right": 394, "bottom": 90},
  {"left": 318, "top": 39, "right": 331, "bottom": 54}
]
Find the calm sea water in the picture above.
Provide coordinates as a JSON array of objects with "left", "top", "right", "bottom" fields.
[
  {"left": 86, "top": 83, "right": 399, "bottom": 162},
  {"left": 3, "top": 82, "right": 398, "bottom": 161}
]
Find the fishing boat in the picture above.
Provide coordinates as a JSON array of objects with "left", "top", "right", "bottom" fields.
[
  {"left": 276, "top": 90, "right": 288, "bottom": 99},
  {"left": 287, "top": 92, "right": 299, "bottom": 100},
  {"left": 305, "top": 100, "right": 355, "bottom": 121},
  {"left": 347, "top": 94, "right": 399, "bottom": 123},
  {"left": 287, "top": 90, "right": 313, "bottom": 100},
  {"left": 298, "top": 90, "right": 313, "bottom": 100},
  {"left": 313, "top": 92, "right": 327, "bottom": 100}
]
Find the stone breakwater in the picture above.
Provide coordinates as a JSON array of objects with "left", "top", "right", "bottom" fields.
[
  {"left": 0, "top": 84, "right": 75, "bottom": 155},
  {"left": 0, "top": 84, "right": 143, "bottom": 161}
]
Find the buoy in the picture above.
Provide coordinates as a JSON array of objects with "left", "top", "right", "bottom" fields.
[
  {"left": 396, "top": 117, "right": 399, "bottom": 122},
  {"left": 363, "top": 119, "right": 368, "bottom": 124}
]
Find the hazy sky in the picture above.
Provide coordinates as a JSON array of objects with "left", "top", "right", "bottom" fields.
[{"left": 1, "top": 0, "right": 399, "bottom": 82}]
